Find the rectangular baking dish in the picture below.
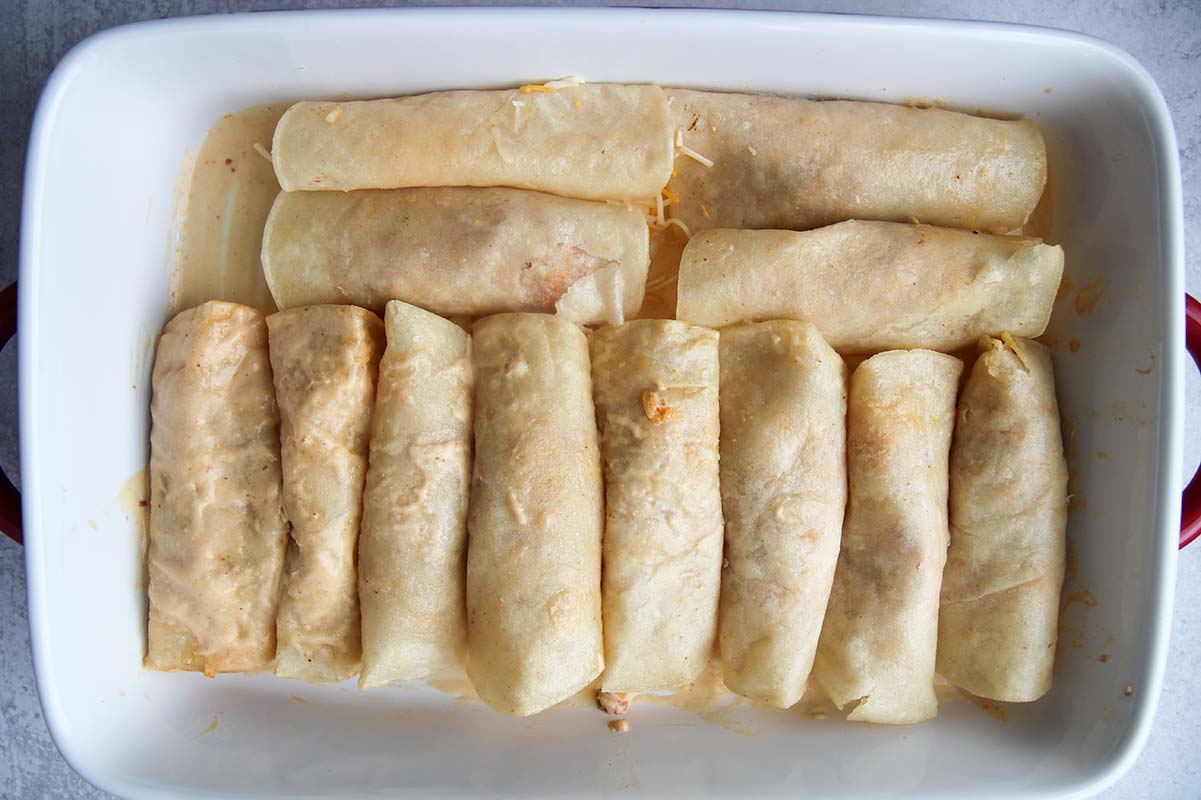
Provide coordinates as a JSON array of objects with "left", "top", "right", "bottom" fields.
[{"left": 20, "top": 8, "right": 1184, "bottom": 798}]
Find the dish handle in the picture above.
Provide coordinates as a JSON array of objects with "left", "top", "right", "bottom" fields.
[
  {"left": 0, "top": 282, "right": 20, "bottom": 544},
  {"left": 1182, "top": 294, "right": 1201, "bottom": 548}
]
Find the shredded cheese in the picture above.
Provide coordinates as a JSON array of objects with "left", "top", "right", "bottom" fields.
[
  {"left": 520, "top": 76, "right": 586, "bottom": 93},
  {"left": 492, "top": 128, "right": 515, "bottom": 162},
  {"left": 544, "top": 75, "right": 585, "bottom": 89},
  {"left": 655, "top": 192, "right": 665, "bottom": 226},
  {"left": 660, "top": 218, "right": 692, "bottom": 237},
  {"left": 700, "top": 204, "right": 710, "bottom": 219},
  {"left": 679, "top": 144, "right": 714, "bottom": 168},
  {"left": 253, "top": 142, "right": 272, "bottom": 163},
  {"left": 608, "top": 198, "right": 651, "bottom": 215},
  {"left": 662, "top": 187, "right": 680, "bottom": 204},
  {"left": 1000, "top": 331, "right": 1031, "bottom": 371},
  {"left": 324, "top": 106, "right": 344, "bottom": 124},
  {"left": 672, "top": 127, "right": 715, "bottom": 170}
]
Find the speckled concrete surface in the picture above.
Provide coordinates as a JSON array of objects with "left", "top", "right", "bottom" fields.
[{"left": 1, "top": 1, "right": 1198, "bottom": 797}]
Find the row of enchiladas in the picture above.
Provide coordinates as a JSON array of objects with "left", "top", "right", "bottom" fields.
[{"left": 147, "top": 302, "right": 1065, "bottom": 723}]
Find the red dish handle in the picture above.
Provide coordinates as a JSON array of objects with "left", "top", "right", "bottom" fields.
[
  {"left": 0, "top": 282, "right": 19, "bottom": 544},
  {"left": 1182, "top": 294, "right": 1201, "bottom": 548}
]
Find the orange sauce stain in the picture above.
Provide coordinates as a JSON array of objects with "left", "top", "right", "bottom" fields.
[
  {"left": 1074, "top": 279, "right": 1106, "bottom": 316},
  {"left": 195, "top": 712, "right": 221, "bottom": 738},
  {"left": 1055, "top": 275, "right": 1075, "bottom": 302},
  {"left": 1062, "top": 588, "right": 1099, "bottom": 611}
]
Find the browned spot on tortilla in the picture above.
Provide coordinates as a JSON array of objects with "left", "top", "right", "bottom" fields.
[
  {"left": 1069, "top": 339, "right": 1081, "bottom": 352},
  {"left": 1097, "top": 654, "right": 1110, "bottom": 663},
  {"left": 520, "top": 243, "right": 608, "bottom": 309}
]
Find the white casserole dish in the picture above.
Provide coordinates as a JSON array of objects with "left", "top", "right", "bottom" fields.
[{"left": 19, "top": 8, "right": 1185, "bottom": 798}]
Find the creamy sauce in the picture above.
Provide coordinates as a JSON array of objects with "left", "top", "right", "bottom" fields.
[
  {"left": 632, "top": 657, "right": 733, "bottom": 712},
  {"left": 636, "top": 226, "right": 687, "bottom": 319},
  {"left": 421, "top": 669, "right": 612, "bottom": 711},
  {"left": 119, "top": 470, "right": 149, "bottom": 590},
  {"left": 419, "top": 657, "right": 990, "bottom": 729},
  {"left": 1024, "top": 155, "right": 1054, "bottom": 241},
  {"left": 169, "top": 103, "right": 287, "bottom": 315}
]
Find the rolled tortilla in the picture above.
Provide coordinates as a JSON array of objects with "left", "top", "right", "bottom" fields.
[
  {"left": 146, "top": 301, "right": 288, "bottom": 675},
  {"left": 272, "top": 83, "right": 674, "bottom": 201},
  {"left": 717, "top": 321, "right": 847, "bottom": 708},
  {"left": 262, "top": 187, "right": 648, "bottom": 325},
  {"left": 666, "top": 89, "right": 1046, "bottom": 234},
  {"left": 938, "top": 336, "right": 1067, "bottom": 702},
  {"left": 358, "top": 301, "right": 473, "bottom": 689},
  {"left": 676, "top": 221, "right": 1063, "bottom": 353},
  {"left": 813, "top": 350, "right": 962, "bottom": 724},
  {"left": 589, "top": 320, "right": 724, "bottom": 693},
  {"left": 268, "top": 305, "right": 385, "bottom": 683},
  {"left": 466, "top": 313, "right": 604, "bottom": 716}
]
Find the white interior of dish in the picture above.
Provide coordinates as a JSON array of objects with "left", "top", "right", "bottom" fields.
[{"left": 20, "top": 9, "right": 1182, "bottom": 798}]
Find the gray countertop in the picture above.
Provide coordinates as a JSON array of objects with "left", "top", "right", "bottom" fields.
[{"left": 1, "top": 1, "right": 1198, "bottom": 797}]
